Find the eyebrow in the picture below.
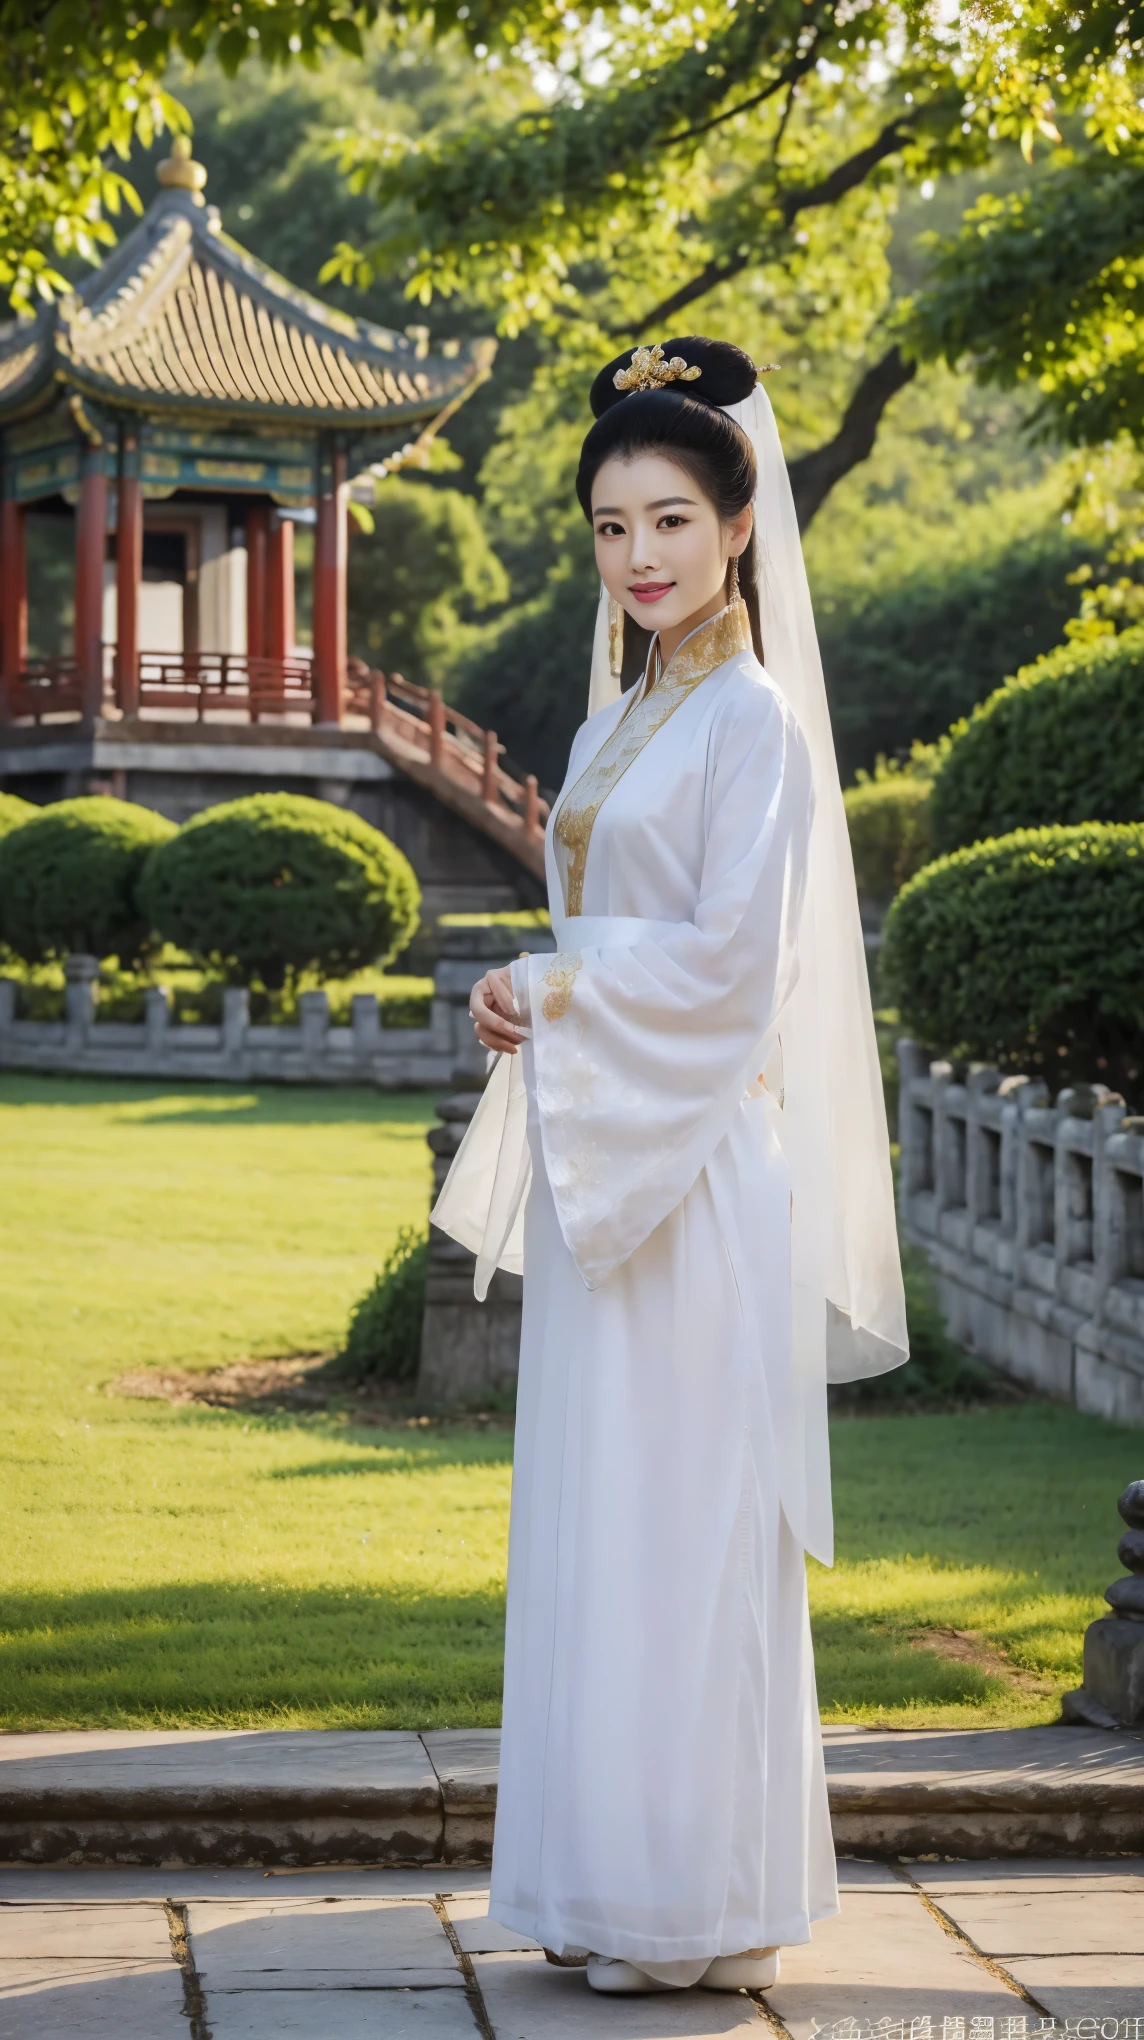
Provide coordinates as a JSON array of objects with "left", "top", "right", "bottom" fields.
[{"left": 592, "top": 495, "right": 699, "bottom": 515}]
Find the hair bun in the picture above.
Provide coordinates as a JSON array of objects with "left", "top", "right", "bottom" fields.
[{"left": 589, "top": 336, "right": 758, "bottom": 419}]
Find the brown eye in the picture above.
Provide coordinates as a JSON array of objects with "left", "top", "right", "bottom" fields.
[
  {"left": 596, "top": 520, "right": 625, "bottom": 537},
  {"left": 659, "top": 514, "right": 686, "bottom": 528}
]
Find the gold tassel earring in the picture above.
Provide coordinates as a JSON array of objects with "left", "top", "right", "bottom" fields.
[{"left": 727, "top": 553, "right": 740, "bottom": 604}]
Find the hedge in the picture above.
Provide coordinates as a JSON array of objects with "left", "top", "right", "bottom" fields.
[
  {"left": 881, "top": 822, "right": 1144, "bottom": 1096},
  {"left": 843, "top": 773, "right": 933, "bottom": 906},
  {"left": 0, "top": 792, "right": 36, "bottom": 839},
  {"left": 334, "top": 1227, "right": 427, "bottom": 1383},
  {"left": 139, "top": 792, "right": 420, "bottom": 988},
  {"left": 0, "top": 796, "right": 175, "bottom": 964},
  {"left": 930, "top": 628, "right": 1144, "bottom": 854}
]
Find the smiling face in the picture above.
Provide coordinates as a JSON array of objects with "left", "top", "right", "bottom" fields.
[{"left": 591, "top": 451, "right": 752, "bottom": 649}]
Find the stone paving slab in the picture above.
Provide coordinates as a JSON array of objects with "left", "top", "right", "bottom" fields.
[
  {"left": 471, "top": 1951, "right": 767, "bottom": 2037},
  {"left": 1005, "top": 1955, "right": 1144, "bottom": 2020},
  {"left": 0, "top": 1861, "right": 1141, "bottom": 2033},
  {"left": 206, "top": 1987, "right": 484, "bottom": 2037},
  {"left": 187, "top": 1893, "right": 462, "bottom": 1984},
  {"left": 0, "top": 1898, "right": 171, "bottom": 1957},
  {"left": 915, "top": 1855, "right": 1144, "bottom": 1890},
  {"left": 928, "top": 1886, "right": 1143, "bottom": 1954},
  {"left": 765, "top": 1888, "right": 1029, "bottom": 2039},
  {"left": 4, "top": 1722, "right": 1143, "bottom": 1866},
  {"left": 0, "top": 1958, "right": 189, "bottom": 2039},
  {"left": 0, "top": 1864, "right": 493, "bottom": 1901}
]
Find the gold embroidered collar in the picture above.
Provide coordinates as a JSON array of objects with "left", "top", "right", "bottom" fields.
[{"left": 553, "top": 597, "right": 752, "bottom": 917}]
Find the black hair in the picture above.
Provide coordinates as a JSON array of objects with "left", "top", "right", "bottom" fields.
[{"left": 576, "top": 337, "right": 762, "bottom": 684}]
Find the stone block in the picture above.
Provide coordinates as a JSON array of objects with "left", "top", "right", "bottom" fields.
[
  {"left": 188, "top": 1895, "right": 459, "bottom": 1983},
  {"left": 0, "top": 1902, "right": 171, "bottom": 1958},
  {"left": 471, "top": 1951, "right": 767, "bottom": 2036},
  {"left": 932, "top": 1886, "right": 1144, "bottom": 1954},
  {"left": 1083, "top": 1613, "right": 1144, "bottom": 1725},
  {"left": 0, "top": 1958, "right": 187, "bottom": 2038},
  {"left": 422, "top": 1730, "right": 500, "bottom": 1862},
  {"left": 1005, "top": 1954, "right": 1144, "bottom": 2020},
  {"left": 766, "top": 1890, "right": 1028, "bottom": 2040},
  {"left": 205, "top": 1988, "right": 483, "bottom": 2037}
]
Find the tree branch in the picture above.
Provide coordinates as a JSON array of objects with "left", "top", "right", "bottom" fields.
[
  {"left": 665, "top": 38, "right": 820, "bottom": 150},
  {"left": 787, "top": 344, "right": 916, "bottom": 531},
  {"left": 625, "top": 115, "right": 916, "bottom": 336}
]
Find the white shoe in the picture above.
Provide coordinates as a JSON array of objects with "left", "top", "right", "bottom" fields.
[
  {"left": 700, "top": 1948, "right": 780, "bottom": 1990},
  {"left": 586, "top": 1955, "right": 672, "bottom": 1994}
]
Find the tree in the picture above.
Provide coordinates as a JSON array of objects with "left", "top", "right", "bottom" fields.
[
  {"left": 346, "top": 479, "right": 509, "bottom": 686},
  {"left": 1, "top": 1, "right": 387, "bottom": 311},
  {"left": 323, "top": 1, "right": 1136, "bottom": 526}
]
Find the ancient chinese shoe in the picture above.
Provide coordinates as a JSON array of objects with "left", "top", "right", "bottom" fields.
[
  {"left": 699, "top": 1948, "right": 780, "bottom": 1990},
  {"left": 586, "top": 1956, "right": 672, "bottom": 1993}
]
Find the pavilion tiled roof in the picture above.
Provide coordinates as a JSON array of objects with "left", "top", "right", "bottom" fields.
[{"left": 0, "top": 169, "right": 491, "bottom": 430}]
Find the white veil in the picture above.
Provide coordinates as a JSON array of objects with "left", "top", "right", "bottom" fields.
[{"left": 587, "top": 380, "right": 908, "bottom": 1387}]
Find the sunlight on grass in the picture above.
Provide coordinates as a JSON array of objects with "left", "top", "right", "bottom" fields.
[{"left": 1, "top": 1075, "right": 1140, "bottom": 1731}]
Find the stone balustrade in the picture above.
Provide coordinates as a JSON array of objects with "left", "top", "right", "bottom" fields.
[
  {"left": 0, "top": 924, "right": 556, "bottom": 1092},
  {"left": 897, "top": 1039, "right": 1144, "bottom": 1424}
]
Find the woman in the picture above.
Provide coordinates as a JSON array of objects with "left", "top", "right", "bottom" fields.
[{"left": 434, "top": 337, "right": 908, "bottom": 1995}]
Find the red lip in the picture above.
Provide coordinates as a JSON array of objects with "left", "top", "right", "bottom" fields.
[{"left": 630, "top": 583, "right": 673, "bottom": 604}]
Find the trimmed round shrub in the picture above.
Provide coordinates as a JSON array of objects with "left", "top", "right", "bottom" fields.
[
  {"left": 843, "top": 773, "right": 933, "bottom": 906},
  {"left": 882, "top": 822, "right": 1144, "bottom": 1096},
  {"left": 0, "top": 792, "right": 37, "bottom": 839},
  {"left": 335, "top": 1227, "right": 427, "bottom": 1382},
  {"left": 930, "top": 628, "right": 1144, "bottom": 854},
  {"left": 0, "top": 796, "right": 175, "bottom": 964},
  {"left": 139, "top": 792, "right": 420, "bottom": 988}
]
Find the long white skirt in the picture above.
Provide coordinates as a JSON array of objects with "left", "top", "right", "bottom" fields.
[{"left": 488, "top": 1064, "right": 838, "bottom": 1975}]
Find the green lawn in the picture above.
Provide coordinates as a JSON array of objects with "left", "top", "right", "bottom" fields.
[{"left": 1, "top": 1073, "right": 1140, "bottom": 1731}]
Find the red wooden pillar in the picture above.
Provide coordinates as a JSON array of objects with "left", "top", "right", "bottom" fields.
[
  {"left": 266, "top": 514, "right": 294, "bottom": 663},
  {"left": 116, "top": 430, "right": 143, "bottom": 715},
  {"left": 0, "top": 493, "right": 27, "bottom": 715},
  {"left": 313, "top": 440, "right": 347, "bottom": 725},
  {"left": 74, "top": 446, "right": 108, "bottom": 720},
  {"left": 246, "top": 503, "right": 269, "bottom": 661}
]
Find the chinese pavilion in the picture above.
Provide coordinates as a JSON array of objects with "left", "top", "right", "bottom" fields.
[{"left": 0, "top": 140, "right": 546, "bottom": 906}]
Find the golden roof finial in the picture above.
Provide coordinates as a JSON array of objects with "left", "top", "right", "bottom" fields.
[{"left": 157, "top": 135, "right": 208, "bottom": 206}]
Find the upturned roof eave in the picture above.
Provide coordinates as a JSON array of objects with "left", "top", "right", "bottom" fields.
[{"left": 0, "top": 186, "right": 494, "bottom": 432}]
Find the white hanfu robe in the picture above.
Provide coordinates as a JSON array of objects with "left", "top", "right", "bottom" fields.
[{"left": 434, "top": 599, "right": 839, "bottom": 1978}]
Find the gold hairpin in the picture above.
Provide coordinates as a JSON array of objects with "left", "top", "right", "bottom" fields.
[{"left": 613, "top": 343, "right": 702, "bottom": 395}]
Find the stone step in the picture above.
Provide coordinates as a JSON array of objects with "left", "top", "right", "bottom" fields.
[{"left": 1, "top": 1722, "right": 1141, "bottom": 1868}]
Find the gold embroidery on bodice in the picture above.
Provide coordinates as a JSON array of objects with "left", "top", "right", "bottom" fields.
[{"left": 553, "top": 598, "right": 752, "bottom": 917}]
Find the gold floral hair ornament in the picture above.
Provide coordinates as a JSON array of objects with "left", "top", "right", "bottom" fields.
[{"left": 613, "top": 343, "right": 703, "bottom": 395}]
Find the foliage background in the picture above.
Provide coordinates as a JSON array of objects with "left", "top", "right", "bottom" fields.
[{"left": 43, "top": 28, "right": 1100, "bottom": 794}]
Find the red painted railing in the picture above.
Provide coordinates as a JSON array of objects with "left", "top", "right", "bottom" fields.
[
  {"left": 1, "top": 647, "right": 548, "bottom": 866},
  {"left": 136, "top": 649, "right": 316, "bottom": 720},
  {"left": 346, "top": 658, "right": 548, "bottom": 846},
  {"left": 5, "top": 656, "right": 87, "bottom": 723}
]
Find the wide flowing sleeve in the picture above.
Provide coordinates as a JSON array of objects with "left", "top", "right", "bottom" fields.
[{"left": 515, "top": 681, "right": 813, "bottom": 1289}]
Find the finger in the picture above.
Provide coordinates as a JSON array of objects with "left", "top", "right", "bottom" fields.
[
  {"left": 470, "top": 990, "right": 524, "bottom": 1040},
  {"left": 486, "top": 974, "right": 518, "bottom": 1019},
  {"left": 475, "top": 1021, "right": 519, "bottom": 1055}
]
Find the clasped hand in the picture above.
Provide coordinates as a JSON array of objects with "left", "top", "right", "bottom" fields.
[{"left": 469, "top": 964, "right": 526, "bottom": 1055}]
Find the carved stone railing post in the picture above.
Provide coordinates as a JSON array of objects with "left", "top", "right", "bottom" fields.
[
  {"left": 145, "top": 984, "right": 170, "bottom": 1057},
  {"left": 1064, "top": 1479, "right": 1144, "bottom": 1726},
  {"left": 64, "top": 953, "right": 99, "bottom": 1048}
]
